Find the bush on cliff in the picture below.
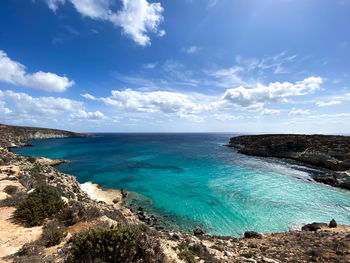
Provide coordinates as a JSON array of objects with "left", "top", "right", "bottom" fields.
[
  {"left": 13, "top": 185, "right": 66, "bottom": 227},
  {"left": 68, "top": 225, "right": 138, "bottom": 263},
  {"left": 68, "top": 224, "right": 166, "bottom": 263},
  {"left": 41, "top": 220, "right": 67, "bottom": 247}
]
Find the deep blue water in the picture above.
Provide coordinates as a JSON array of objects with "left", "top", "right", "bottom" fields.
[{"left": 13, "top": 133, "right": 350, "bottom": 236}]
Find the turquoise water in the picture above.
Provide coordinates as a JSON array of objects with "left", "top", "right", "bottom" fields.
[{"left": 13, "top": 133, "right": 350, "bottom": 236}]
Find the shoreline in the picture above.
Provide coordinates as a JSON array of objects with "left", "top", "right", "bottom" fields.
[{"left": 1, "top": 124, "right": 350, "bottom": 262}]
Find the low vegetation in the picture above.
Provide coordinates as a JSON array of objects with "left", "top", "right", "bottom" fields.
[
  {"left": 41, "top": 220, "right": 67, "bottom": 247},
  {"left": 13, "top": 184, "right": 66, "bottom": 227},
  {"left": 68, "top": 224, "right": 166, "bottom": 263},
  {"left": 4, "top": 185, "right": 18, "bottom": 195}
]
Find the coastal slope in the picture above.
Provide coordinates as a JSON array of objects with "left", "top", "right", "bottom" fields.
[
  {"left": 227, "top": 134, "right": 350, "bottom": 190},
  {"left": 0, "top": 123, "right": 90, "bottom": 148}
]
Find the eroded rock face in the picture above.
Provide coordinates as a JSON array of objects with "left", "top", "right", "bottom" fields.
[{"left": 227, "top": 134, "right": 350, "bottom": 190}]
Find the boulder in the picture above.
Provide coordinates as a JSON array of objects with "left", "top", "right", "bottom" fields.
[
  {"left": 244, "top": 231, "right": 262, "bottom": 239},
  {"left": 329, "top": 219, "right": 337, "bottom": 228},
  {"left": 121, "top": 189, "right": 128, "bottom": 198},
  {"left": 301, "top": 222, "right": 328, "bottom": 231},
  {"left": 194, "top": 227, "right": 205, "bottom": 236}
]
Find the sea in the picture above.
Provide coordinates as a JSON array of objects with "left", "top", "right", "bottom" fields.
[{"left": 13, "top": 133, "right": 350, "bottom": 237}]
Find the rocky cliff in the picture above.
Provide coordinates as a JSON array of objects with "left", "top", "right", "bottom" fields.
[
  {"left": 0, "top": 124, "right": 90, "bottom": 148},
  {"left": 227, "top": 134, "right": 350, "bottom": 190}
]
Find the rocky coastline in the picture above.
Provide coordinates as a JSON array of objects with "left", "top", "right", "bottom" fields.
[
  {"left": 0, "top": 125, "right": 349, "bottom": 262},
  {"left": 227, "top": 134, "right": 350, "bottom": 190}
]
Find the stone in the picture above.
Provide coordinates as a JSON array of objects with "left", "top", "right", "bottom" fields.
[
  {"left": 329, "top": 219, "right": 337, "bottom": 228},
  {"left": 262, "top": 257, "right": 280, "bottom": 263},
  {"left": 121, "top": 189, "right": 128, "bottom": 198},
  {"left": 112, "top": 197, "right": 120, "bottom": 204},
  {"left": 301, "top": 222, "right": 327, "bottom": 231},
  {"left": 194, "top": 227, "right": 205, "bottom": 236},
  {"left": 244, "top": 231, "right": 262, "bottom": 239}
]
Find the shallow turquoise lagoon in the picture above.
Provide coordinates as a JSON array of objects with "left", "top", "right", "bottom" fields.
[{"left": 14, "top": 133, "right": 350, "bottom": 236}]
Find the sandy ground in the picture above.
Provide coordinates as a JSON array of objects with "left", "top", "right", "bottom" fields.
[
  {"left": 0, "top": 166, "right": 42, "bottom": 262},
  {"left": 80, "top": 182, "right": 123, "bottom": 208}
]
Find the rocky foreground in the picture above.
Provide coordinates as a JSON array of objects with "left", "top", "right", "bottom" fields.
[
  {"left": 0, "top": 125, "right": 349, "bottom": 262},
  {"left": 227, "top": 134, "right": 350, "bottom": 190}
]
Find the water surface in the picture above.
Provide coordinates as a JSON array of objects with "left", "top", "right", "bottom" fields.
[{"left": 14, "top": 133, "right": 350, "bottom": 236}]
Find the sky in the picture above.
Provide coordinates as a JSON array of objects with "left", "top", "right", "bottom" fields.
[{"left": 0, "top": 0, "right": 350, "bottom": 133}]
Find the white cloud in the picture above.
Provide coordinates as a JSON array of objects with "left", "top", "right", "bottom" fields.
[
  {"left": 182, "top": 46, "right": 199, "bottom": 54},
  {"left": 69, "top": 110, "right": 106, "bottom": 120},
  {"left": 0, "top": 50, "right": 74, "bottom": 92},
  {"left": 142, "top": 63, "right": 157, "bottom": 69},
  {"left": 45, "top": 0, "right": 165, "bottom": 46},
  {"left": 178, "top": 113, "right": 204, "bottom": 123},
  {"left": 100, "top": 88, "right": 202, "bottom": 115},
  {"left": 261, "top": 108, "right": 280, "bottom": 115},
  {"left": 0, "top": 101, "right": 12, "bottom": 115},
  {"left": 81, "top": 93, "right": 97, "bottom": 100},
  {"left": 221, "top": 77, "right": 322, "bottom": 109},
  {"left": 316, "top": 100, "right": 342, "bottom": 107},
  {"left": 206, "top": 66, "right": 246, "bottom": 88},
  {"left": 45, "top": 0, "right": 65, "bottom": 11},
  {"left": 212, "top": 113, "right": 242, "bottom": 121},
  {"left": 0, "top": 90, "right": 83, "bottom": 117},
  {"left": 289, "top": 108, "right": 311, "bottom": 116}
]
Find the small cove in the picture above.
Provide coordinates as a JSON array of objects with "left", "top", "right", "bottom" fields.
[{"left": 13, "top": 133, "right": 350, "bottom": 236}]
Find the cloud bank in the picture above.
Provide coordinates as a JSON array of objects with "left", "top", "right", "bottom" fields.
[{"left": 0, "top": 50, "right": 74, "bottom": 92}]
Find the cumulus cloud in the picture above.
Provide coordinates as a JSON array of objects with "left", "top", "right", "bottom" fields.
[
  {"left": 289, "top": 108, "right": 311, "bottom": 116},
  {"left": 0, "top": 90, "right": 83, "bottom": 117},
  {"left": 100, "top": 88, "right": 202, "bottom": 115},
  {"left": 316, "top": 100, "right": 342, "bottom": 107},
  {"left": 221, "top": 77, "right": 322, "bottom": 109},
  {"left": 69, "top": 110, "right": 106, "bottom": 120},
  {"left": 44, "top": 0, "right": 165, "bottom": 46},
  {"left": 0, "top": 50, "right": 74, "bottom": 92},
  {"left": 261, "top": 108, "right": 280, "bottom": 115}
]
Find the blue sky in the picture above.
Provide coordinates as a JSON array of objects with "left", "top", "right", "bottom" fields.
[{"left": 0, "top": 0, "right": 350, "bottom": 133}]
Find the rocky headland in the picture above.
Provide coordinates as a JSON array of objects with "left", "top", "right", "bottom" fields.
[
  {"left": 227, "top": 134, "right": 350, "bottom": 190},
  {"left": 0, "top": 125, "right": 349, "bottom": 262}
]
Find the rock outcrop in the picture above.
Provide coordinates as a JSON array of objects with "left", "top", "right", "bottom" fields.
[
  {"left": 227, "top": 134, "right": 350, "bottom": 190},
  {"left": 0, "top": 123, "right": 90, "bottom": 148}
]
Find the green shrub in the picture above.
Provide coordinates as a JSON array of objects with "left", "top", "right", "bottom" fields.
[
  {"left": 68, "top": 226, "right": 138, "bottom": 263},
  {"left": 178, "top": 249, "right": 196, "bottom": 263},
  {"left": 4, "top": 185, "right": 18, "bottom": 195},
  {"left": 13, "top": 185, "right": 66, "bottom": 227},
  {"left": 41, "top": 220, "right": 67, "bottom": 247}
]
